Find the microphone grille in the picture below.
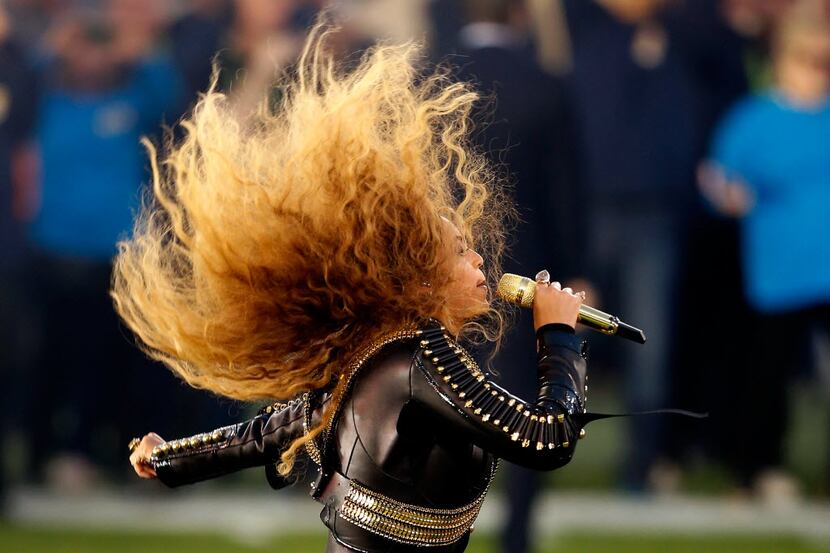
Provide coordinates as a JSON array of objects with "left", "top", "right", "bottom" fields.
[{"left": 496, "top": 273, "right": 536, "bottom": 309}]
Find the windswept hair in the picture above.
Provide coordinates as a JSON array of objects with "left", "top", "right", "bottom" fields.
[{"left": 111, "top": 25, "right": 512, "bottom": 474}]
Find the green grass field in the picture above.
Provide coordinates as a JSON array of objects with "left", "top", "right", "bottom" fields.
[{"left": 1, "top": 525, "right": 829, "bottom": 553}]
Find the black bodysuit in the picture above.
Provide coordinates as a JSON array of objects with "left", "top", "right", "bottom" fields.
[{"left": 149, "top": 320, "right": 589, "bottom": 552}]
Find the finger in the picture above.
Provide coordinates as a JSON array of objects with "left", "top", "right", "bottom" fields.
[
  {"left": 135, "top": 464, "right": 156, "bottom": 479},
  {"left": 563, "top": 287, "right": 573, "bottom": 295},
  {"left": 138, "top": 458, "right": 157, "bottom": 477},
  {"left": 576, "top": 291, "right": 587, "bottom": 301},
  {"left": 551, "top": 281, "right": 562, "bottom": 290}
]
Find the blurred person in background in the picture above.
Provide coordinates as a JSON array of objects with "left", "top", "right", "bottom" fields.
[
  {"left": 700, "top": 0, "right": 830, "bottom": 502},
  {"left": 656, "top": 0, "right": 754, "bottom": 491},
  {"left": 447, "top": 1, "right": 585, "bottom": 551},
  {"left": 212, "top": 0, "right": 304, "bottom": 119},
  {"left": 22, "top": 6, "right": 183, "bottom": 487},
  {"left": 561, "top": 0, "right": 736, "bottom": 492},
  {"left": 169, "top": 0, "right": 233, "bottom": 108},
  {"left": 4, "top": 0, "right": 73, "bottom": 52},
  {"left": 0, "top": 2, "right": 38, "bottom": 506}
]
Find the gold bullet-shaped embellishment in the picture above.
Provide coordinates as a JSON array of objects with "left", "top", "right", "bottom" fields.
[
  {"left": 171, "top": 441, "right": 182, "bottom": 452},
  {"left": 521, "top": 439, "right": 530, "bottom": 448},
  {"left": 508, "top": 398, "right": 516, "bottom": 407},
  {"left": 473, "top": 407, "right": 482, "bottom": 415},
  {"left": 465, "top": 400, "right": 474, "bottom": 408},
  {"left": 459, "top": 391, "right": 466, "bottom": 398},
  {"left": 443, "top": 375, "right": 452, "bottom": 382},
  {"left": 265, "top": 405, "right": 273, "bottom": 414},
  {"left": 516, "top": 404, "right": 524, "bottom": 412},
  {"left": 536, "top": 442, "right": 544, "bottom": 450},
  {"left": 503, "top": 426, "right": 510, "bottom": 432},
  {"left": 211, "top": 430, "right": 223, "bottom": 442},
  {"left": 493, "top": 419, "right": 501, "bottom": 426},
  {"left": 482, "top": 414, "right": 490, "bottom": 422},
  {"left": 562, "top": 441, "right": 569, "bottom": 448},
  {"left": 531, "top": 414, "right": 538, "bottom": 421},
  {"left": 451, "top": 383, "right": 458, "bottom": 390},
  {"left": 201, "top": 434, "right": 212, "bottom": 445},
  {"left": 579, "top": 428, "right": 586, "bottom": 439},
  {"left": 511, "top": 432, "right": 520, "bottom": 441},
  {"left": 548, "top": 443, "right": 555, "bottom": 449},
  {"left": 432, "top": 357, "right": 440, "bottom": 364},
  {"left": 523, "top": 411, "right": 530, "bottom": 417},
  {"left": 557, "top": 414, "right": 565, "bottom": 423},
  {"left": 437, "top": 366, "right": 445, "bottom": 373}
]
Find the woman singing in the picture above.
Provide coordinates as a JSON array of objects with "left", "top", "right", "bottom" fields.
[{"left": 121, "top": 26, "right": 590, "bottom": 553}]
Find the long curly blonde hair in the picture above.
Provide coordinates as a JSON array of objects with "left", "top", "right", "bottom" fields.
[{"left": 111, "top": 25, "right": 512, "bottom": 474}]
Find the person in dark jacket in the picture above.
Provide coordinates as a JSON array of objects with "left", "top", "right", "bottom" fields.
[
  {"left": 447, "top": 1, "right": 585, "bottom": 551},
  {"left": 0, "top": 4, "right": 38, "bottom": 503}
]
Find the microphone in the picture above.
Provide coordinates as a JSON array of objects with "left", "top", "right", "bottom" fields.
[{"left": 496, "top": 273, "right": 647, "bottom": 344}]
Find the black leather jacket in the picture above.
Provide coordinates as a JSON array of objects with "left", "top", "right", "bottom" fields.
[{"left": 150, "top": 321, "right": 589, "bottom": 553}]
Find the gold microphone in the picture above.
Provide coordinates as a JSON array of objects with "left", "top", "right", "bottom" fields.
[{"left": 496, "top": 273, "right": 647, "bottom": 344}]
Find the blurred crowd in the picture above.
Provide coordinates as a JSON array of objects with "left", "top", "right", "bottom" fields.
[{"left": 0, "top": 0, "right": 828, "bottom": 550}]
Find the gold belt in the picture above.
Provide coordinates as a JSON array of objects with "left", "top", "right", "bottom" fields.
[{"left": 334, "top": 460, "right": 499, "bottom": 547}]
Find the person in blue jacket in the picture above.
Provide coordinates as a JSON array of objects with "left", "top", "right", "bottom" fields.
[
  {"left": 24, "top": 9, "right": 183, "bottom": 482},
  {"left": 701, "top": 0, "right": 830, "bottom": 498}
]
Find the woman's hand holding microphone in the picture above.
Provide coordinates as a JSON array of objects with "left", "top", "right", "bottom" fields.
[{"left": 531, "top": 270, "right": 586, "bottom": 331}]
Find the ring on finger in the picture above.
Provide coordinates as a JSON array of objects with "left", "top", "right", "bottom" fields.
[{"left": 535, "top": 269, "right": 551, "bottom": 285}]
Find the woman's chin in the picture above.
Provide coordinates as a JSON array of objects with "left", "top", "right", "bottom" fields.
[{"left": 470, "top": 294, "right": 491, "bottom": 316}]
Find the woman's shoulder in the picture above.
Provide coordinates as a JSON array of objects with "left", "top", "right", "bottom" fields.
[{"left": 360, "top": 335, "right": 422, "bottom": 382}]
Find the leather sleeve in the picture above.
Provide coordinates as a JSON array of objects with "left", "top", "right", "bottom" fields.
[
  {"left": 151, "top": 394, "right": 325, "bottom": 488},
  {"left": 410, "top": 323, "right": 588, "bottom": 471}
]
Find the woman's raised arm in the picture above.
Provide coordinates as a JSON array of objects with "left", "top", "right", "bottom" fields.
[{"left": 409, "top": 320, "right": 589, "bottom": 471}]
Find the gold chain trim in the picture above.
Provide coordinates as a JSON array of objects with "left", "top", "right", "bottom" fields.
[
  {"left": 339, "top": 459, "right": 499, "bottom": 546},
  {"left": 150, "top": 424, "right": 238, "bottom": 462},
  {"left": 302, "top": 392, "right": 322, "bottom": 465}
]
